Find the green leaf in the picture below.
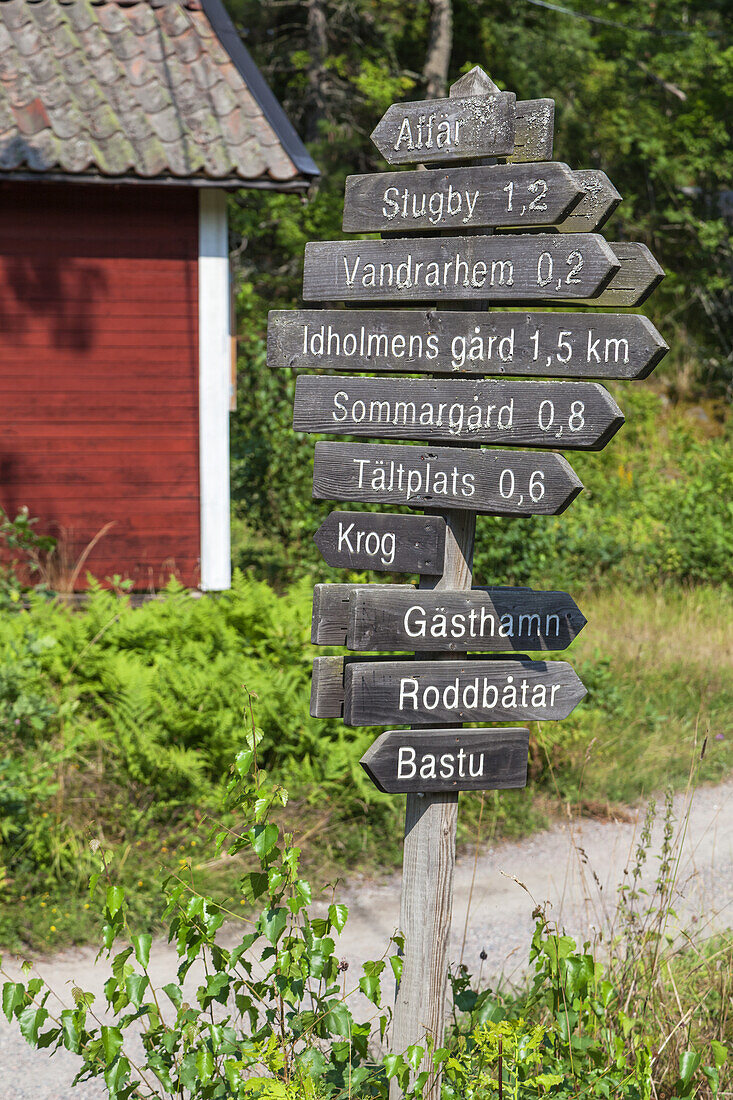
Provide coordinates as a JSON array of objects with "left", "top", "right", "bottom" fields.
[
  {"left": 124, "top": 974, "right": 149, "bottom": 1009},
  {"left": 18, "top": 1005, "right": 48, "bottom": 1045},
  {"left": 711, "top": 1041, "right": 728, "bottom": 1068},
  {"left": 162, "top": 983, "right": 183, "bottom": 1009},
  {"left": 104, "top": 1055, "right": 130, "bottom": 1097},
  {"left": 678, "top": 1050, "right": 702, "bottom": 1089},
  {"left": 132, "top": 934, "right": 152, "bottom": 970},
  {"left": 251, "top": 823, "right": 279, "bottom": 860},
  {"left": 359, "top": 960, "right": 385, "bottom": 1005},
  {"left": 2, "top": 982, "right": 25, "bottom": 1023},
  {"left": 329, "top": 903, "right": 348, "bottom": 933},
  {"left": 296, "top": 1047, "right": 327, "bottom": 1079},
  {"left": 148, "top": 1053, "right": 175, "bottom": 1092},
  {"left": 260, "top": 906, "right": 288, "bottom": 945},
  {"left": 390, "top": 956, "right": 403, "bottom": 983},
  {"left": 196, "top": 1048, "right": 214, "bottom": 1083},
  {"left": 60, "top": 1010, "right": 81, "bottom": 1054},
  {"left": 406, "top": 1043, "right": 425, "bottom": 1072},
  {"left": 324, "top": 1003, "right": 352, "bottom": 1036},
  {"left": 242, "top": 871, "right": 269, "bottom": 902},
  {"left": 101, "top": 1025, "right": 124, "bottom": 1063},
  {"left": 106, "top": 886, "right": 125, "bottom": 918}
]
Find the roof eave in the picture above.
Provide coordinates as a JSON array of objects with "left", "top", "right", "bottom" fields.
[
  {"left": 201, "top": 0, "right": 320, "bottom": 183},
  {"left": 0, "top": 170, "right": 314, "bottom": 193}
]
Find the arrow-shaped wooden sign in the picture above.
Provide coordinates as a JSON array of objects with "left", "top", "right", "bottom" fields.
[
  {"left": 567, "top": 243, "right": 664, "bottom": 306},
  {"left": 267, "top": 309, "right": 668, "bottom": 380},
  {"left": 343, "top": 162, "right": 583, "bottom": 233},
  {"left": 294, "top": 376, "right": 624, "bottom": 450},
  {"left": 303, "top": 233, "right": 620, "bottom": 303},
  {"left": 361, "top": 727, "right": 530, "bottom": 794},
  {"left": 312, "top": 441, "right": 583, "bottom": 515},
  {"left": 341, "top": 657, "right": 587, "bottom": 726},
  {"left": 314, "top": 511, "right": 446, "bottom": 575},
  {"left": 371, "top": 89, "right": 516, "bottom": 165},
  {"left": 311, "top": 583, "right": 587, "bottom": 652},
  {"left": 553, "top": 170, "right": 622, "bottom": 233}
]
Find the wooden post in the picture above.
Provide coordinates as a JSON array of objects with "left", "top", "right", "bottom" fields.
[
  {"left": 390, "top": 512, "right": 474, "bottom": 1098},
  {"left": 391, "top": 72, "right": 492, "bottom": 1095}
]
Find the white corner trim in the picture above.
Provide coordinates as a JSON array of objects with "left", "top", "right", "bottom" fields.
[{"left": 198, "top": 189, "right": 232, "bottom": 591}]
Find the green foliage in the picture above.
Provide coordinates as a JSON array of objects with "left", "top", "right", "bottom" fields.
[
  {"left": 0, "top": 573, "right": 730, "bottom": 951},
  {"left": 1, "top": 728, "right": 727, "bottom": 1098},
  {"left": 0, "top": 506, "right": 56, "bottom": 605},
  {"left": 224, "top": 0, "right": 731, "bottom": 395}
]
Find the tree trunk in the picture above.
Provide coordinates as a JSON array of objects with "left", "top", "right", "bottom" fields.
[
  {"left": 305, "top": 0, "right": 327, "bottom": 141},
  {"left": 423, "top": 0, "right": 453, "bottom": 100}
]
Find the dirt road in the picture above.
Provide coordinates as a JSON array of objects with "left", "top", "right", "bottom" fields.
[{"left": 2, "top": 781, "right": 731, "bottom": 1097}]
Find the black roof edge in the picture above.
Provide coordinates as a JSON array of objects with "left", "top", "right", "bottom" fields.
[{"left": 202, "top": 0, "right": 320, "bottom": 182}]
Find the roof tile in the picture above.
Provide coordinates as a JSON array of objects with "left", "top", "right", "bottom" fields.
[
  {"left": 47, "top": 100, "right": 85, "bottom": 139},
  {"left": 30, "top": 1, "right": 66, "bottom": 35},
  {"left": 88, "top": 48, "right": 123, "bottom": 87},
  {"left": 0, "top": 0, "right": 312, "bottom": 186},
  {"left": 1, "top": 2, "right": 29, "bottom": 33},
  {"left": 77, "top": 22, "right": 112, "bottom": 61},
  {"left": 9, "top": 19, "right": 43, "bottom": 57},
  {"left": 49, "top": 22, "right": 80, "bottom": 58},
  {"left": 58, "top": 49, "right": 93, "bottom": 87},
  {"left": 157, "top": 4, "right": 191, "bottom": 39},
  {"left": 64, "top": 1, "right": 96, "bottom": 35},
  {"left": 208, "top": 79, "right": 238, "bottom": 119},
  {"left": 0, "top": 133, "right": 26, "bottom": 168},
  {"left": 12, "top": 96, "right": 50, "bottom": 135},
  {"left": 169, "top": 25, "right": 202, "bottom": 64},
  {"left": 58, "top": 132, "right": 93, "bottom": 172},
  {"left": 94, "top": 129, "right": 137, "bottom": 174}
]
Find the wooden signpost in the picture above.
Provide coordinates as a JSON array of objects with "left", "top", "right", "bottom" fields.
[
  {"left": 313, "top": 511, "right": 446, "bottom": 574},
  {"left": 303, "top": 232, "right": 620, "bottom": 302},
  {"left": 343, "top": 161, "right": 584, "bottom": 233},
  {"left": 268, "top": 308, "right": 668, "bottom": 378},
  {"left": 370, "top": 89, "right": 516, "bottom": 164},
  {"left": 361, "top": 727, "right": 530, "bottom": 793},
  {"left": 312, "top": 441, "right": 583, "bottom": 515},
  {"left": 294, "top": 376, "right": 624, "bottom": 449},
  {"left": 342, "top": 657, "right": 586, "bottom": 726},
  {"left": 312, "top": 583, "right": 587, "bottom": 652},
  {"left": 265, "top": 65, "right": 666, "bottom": 1098}
]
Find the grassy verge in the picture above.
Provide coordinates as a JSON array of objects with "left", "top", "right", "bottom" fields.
[{"left": 0, "top": 578, "right": 730, "bottom": 954}]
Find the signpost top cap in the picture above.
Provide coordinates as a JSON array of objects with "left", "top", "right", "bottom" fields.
[{"left": 449, "top": 67, "right": 502, "bottom": 98}]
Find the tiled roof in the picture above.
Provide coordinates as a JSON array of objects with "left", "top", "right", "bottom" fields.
[{"left": 0, "top": 0, "right": 318, "bottom": 188}]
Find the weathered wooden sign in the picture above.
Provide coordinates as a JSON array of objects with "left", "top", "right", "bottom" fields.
[
  {"left": 311, "top": 583, "right": 586, "bottom": 651},
  {"left": 341, "top": 657, "right": 587, "bottom": 726},
  {"left": 370, "top": 90, "right": 516, "bottom": 164},
  {"left": 508, "top": 98, "right": 554, "bottom": 163},
  {"left": 553, "top": 170, "right": 622, "bottom": 233},
  {"left": 445, "top": 67, "right": 553, "bottom": 165},
  {"left": 567, "top": 242, "right": 664, "bottom": 307},
  {"left": 343, "top": 162, "right": 583, "bottom": 233},
  {"left": 313, "top": 511, "right": 446, "bottom": 574},
  {"left": 267, "top": 309, "right": 668, "bottom": 380},
  {"left": 312, "top": 441, "right": 582, "bottom": 515},
  {"left": 302, "top": 233, "right": 619, "bottom": 303},
  {"left": 294, "top": 376, "right": 623, "bottom": 450},
  {"left": 361, "top": 727, "right": 530, "bottom": 793}
]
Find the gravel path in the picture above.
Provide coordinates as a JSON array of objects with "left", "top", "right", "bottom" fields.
[{"left": 2, "top": 781, "right": 731, "bottom": 1097}]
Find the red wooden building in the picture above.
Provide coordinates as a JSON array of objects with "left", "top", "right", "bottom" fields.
[{"left": 0, "top": 0, "right": 317, "bottom": 590}]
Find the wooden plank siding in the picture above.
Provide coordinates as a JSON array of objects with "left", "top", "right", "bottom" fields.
[{"left": 0, "top": 181, "right": 201, "bottom": 589}]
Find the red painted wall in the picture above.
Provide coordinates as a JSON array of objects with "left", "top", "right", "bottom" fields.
[{"left": 0, "top": 182, "right": 201, "bottom": 589}]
